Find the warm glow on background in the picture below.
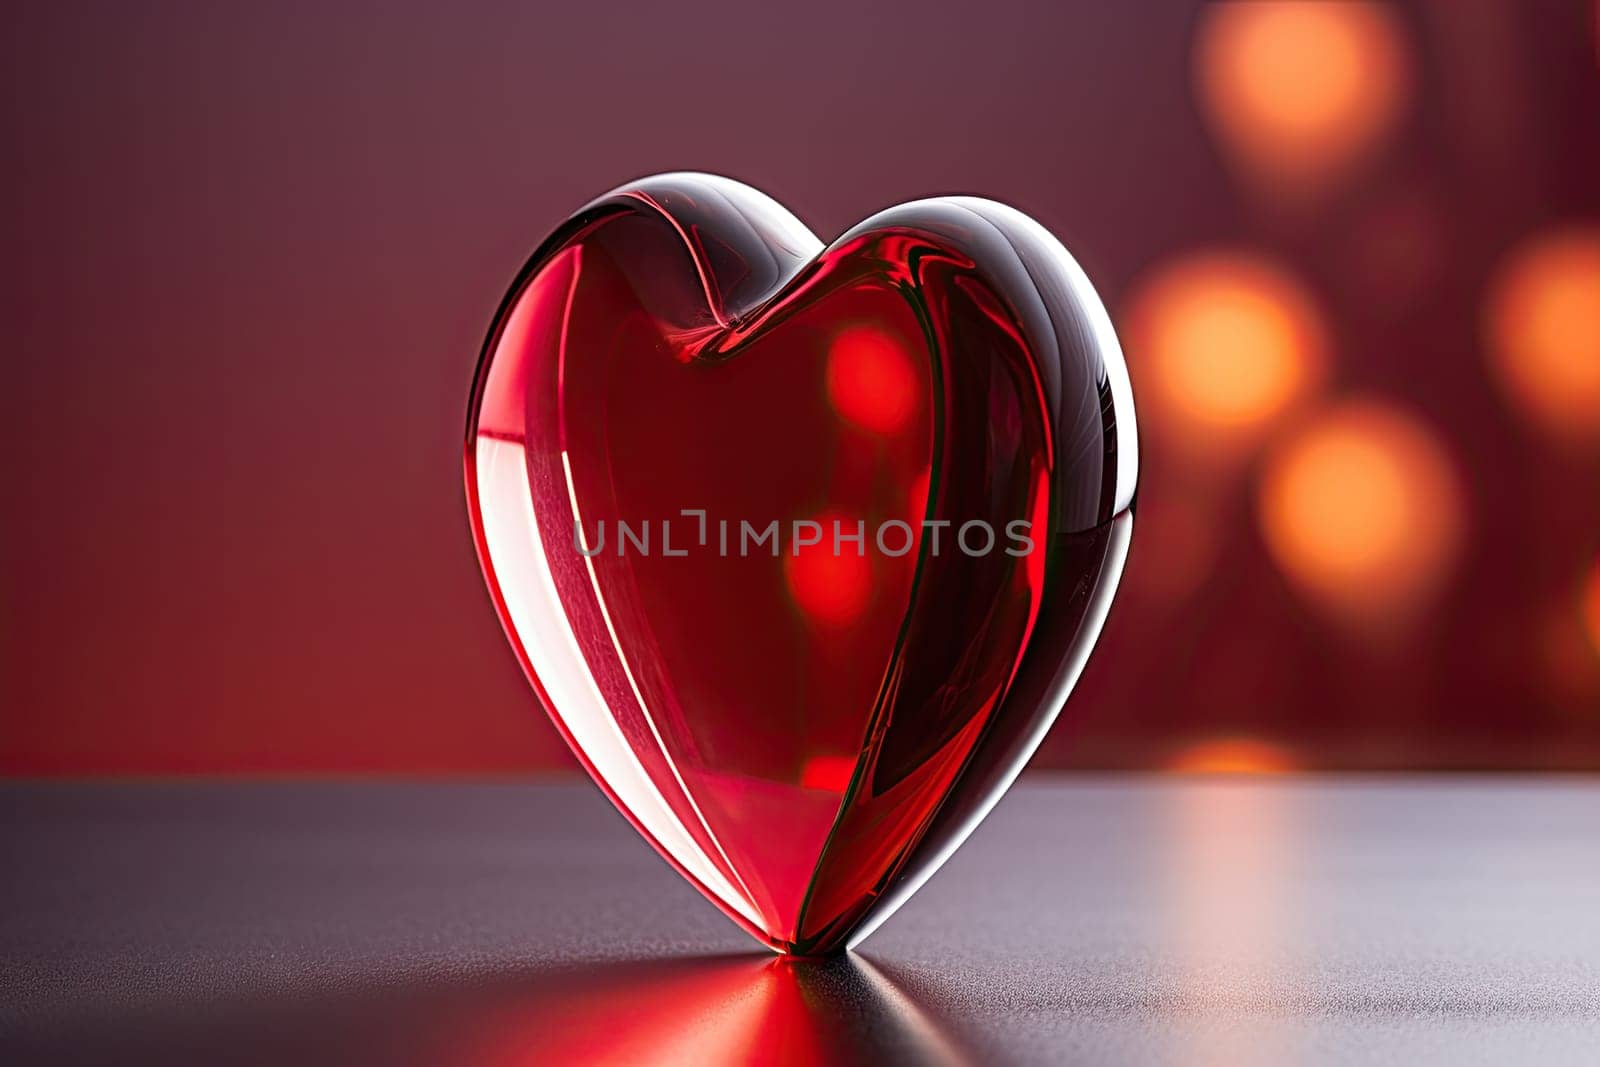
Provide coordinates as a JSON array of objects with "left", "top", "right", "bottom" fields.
[
  {"left": 1258, "top": 400, "right": 1464, "bottom": 626},
  {"left": 1585, "top": 559, "right": 1600, "bottom": 658},
  {"left": 6, "top": 1, "right": 1599, "bottom": 775},
  {"left": 1541, "top": 604, "right": 1600, "bottom": 716},
  {"left": 1194, "top": 1, "right": 1410, "bottom": 189},
  {"left": 1485, "top": 227, "right": 1600, "bottom": 444},
  {"left": 1168, "top": 737, "right": 1298, "bottom": 775},
  {"left": 1127, "top": 490, "right": 1221, "bottom": 602},
  {"left": 1122, "top": 251, "right": 1327, "bottom": 458}
]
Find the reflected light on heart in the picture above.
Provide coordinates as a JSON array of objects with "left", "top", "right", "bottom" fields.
[
  {"left": 801, "top": 754, "right": 859, "bottom": 792},
  {"left": 475, "top": 436, "right": 763, "bottom": 930},
  {"left": 1485, "top": 226, "right": 1600, "bottom": 444},
  {"left": 1194, "top": 1, "right": 1410, "bottom": 190},
  {"left": 783, "top": 514, "right": 873, "bottom": 626},
  {"left": 826, "top": 325, "right": 919, "bottom": 434},
  {"left": 1122, "top": 252, "right": 1327, "bottom": 461},
  {"left": 1258, "top": 399, "right": 1464, "bottom": 627},
  {"left": 1168, "top": 736, "right": 1298, "bottom": 775}
]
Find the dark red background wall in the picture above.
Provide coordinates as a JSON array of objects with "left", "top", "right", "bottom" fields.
[{"left": 4, "top": 1, "right": 1598, "bottom": 774}]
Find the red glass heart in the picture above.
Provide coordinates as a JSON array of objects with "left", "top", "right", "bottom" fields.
[{"left": 465, "top": 173, "right": 1137, "bottom": 955}]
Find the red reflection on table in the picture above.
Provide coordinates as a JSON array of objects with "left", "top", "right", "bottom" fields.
[{"left": 461, "top": 956, "right": 971, "bottom": 1067}]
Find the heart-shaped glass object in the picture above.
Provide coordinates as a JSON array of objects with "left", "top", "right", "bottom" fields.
[{"left": 465, "top": 173, "right": 1136, "bottom": 954}]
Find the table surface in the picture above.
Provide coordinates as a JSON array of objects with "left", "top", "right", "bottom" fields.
[{"left": 3, "top": 777, "right": 1598, "bottom": 1065}]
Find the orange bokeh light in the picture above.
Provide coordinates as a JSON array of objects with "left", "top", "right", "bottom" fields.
[
  {"left": 1485, "top": 226, "right": 1600, "bottom": 444},
  {"left": 1258, "top": 399, "right": 1465, "bottom": 626},
  {"left": 1122, "top": 251, "right": 1327, "bottom": 458},
  {"left": 1194, "top": 1, "right": 1409, "bottom": 188},
  {"left": 1168, "top": 737, "right": 1298, "bottom": 775},
  {"left": 826, "top": 325, "right": 918, "bottom": 434}
]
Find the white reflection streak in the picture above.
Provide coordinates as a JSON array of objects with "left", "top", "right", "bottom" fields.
[
  {"left": 476, "top": 438, "right": 757, "bottom": 925},
  {"left": 559, "top": 450, "right": 762, "bottom": 923},
  {"left": 852, "top": 956, "right": 970, "bottom": 1065},
  {"left": 1171, "top": 783, "right": 1297, "bottom": 1066}
]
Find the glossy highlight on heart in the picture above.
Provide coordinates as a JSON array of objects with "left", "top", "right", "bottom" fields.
[{"left": 464, "top": 173, "right": 1137, "bottom": 955}]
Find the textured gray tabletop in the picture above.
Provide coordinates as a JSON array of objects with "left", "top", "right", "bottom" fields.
[{"left": 3, "top": 778, "right": 1598, "bottom": 1065}]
